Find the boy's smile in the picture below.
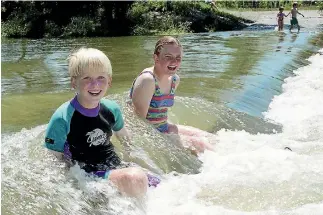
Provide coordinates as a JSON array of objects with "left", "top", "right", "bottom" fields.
[{"left": 88, "top": 90, "right": 102, "bottom": 96}]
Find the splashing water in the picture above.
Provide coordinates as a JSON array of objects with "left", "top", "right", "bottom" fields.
[
  {"left": 145, "top": 49, "right": 323, "bottom": 214},
  {"left": 2, "top": 50, "right": 323, "bottom": 214}
]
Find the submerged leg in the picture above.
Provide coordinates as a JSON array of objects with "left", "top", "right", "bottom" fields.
[{"left": 168, "top": 124, "right": 216, "bottom": 153}]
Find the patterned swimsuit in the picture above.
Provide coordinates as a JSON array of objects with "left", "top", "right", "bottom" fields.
[{"left": 130, "top": 71, "right": 176, "bottom": 133}]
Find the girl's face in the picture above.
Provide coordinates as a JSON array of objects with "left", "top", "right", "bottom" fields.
[
  {"left": 71, "top": 70, "right": 111, "bottom": 107},
  {"left": 154, "top": 44, "right": 183, "bottom": 76}
]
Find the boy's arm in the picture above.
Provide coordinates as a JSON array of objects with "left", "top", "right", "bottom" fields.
[
  {"left": 110, "top": 101, "right": 162, "bottom": 173},
  {"left": 107, "top": 100, "right": 135, "bottom": 159},
  {"left": 114, "top": 126, "right": 161, "bottom": 173},
  {"left": 297, "top": 11, "right": 304, "bottom": 17},
  {"left": 131, "top": 73, "right": 155, "bottom": 119},
  {"left": 114, "top": 127, "right": 133, "bottom": 157},
  {"left": 44, "top": 114, "right": 68, "bottom": 162}
]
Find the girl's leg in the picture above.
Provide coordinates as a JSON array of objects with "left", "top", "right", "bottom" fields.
[{"left": 168, "top": 123, "right": 216, "bottom": 153}]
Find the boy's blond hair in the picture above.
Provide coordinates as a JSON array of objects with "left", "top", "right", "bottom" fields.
[{"left": 68, "top": 48, "right": 112, "bottom": 77}]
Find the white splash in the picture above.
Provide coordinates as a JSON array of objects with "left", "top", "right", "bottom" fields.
[
  {"left": 146, "top": 50, "right": 323, "bottom": 215},
  {"left": 2, "top": 50, "right": 323, "bottom": 215}
]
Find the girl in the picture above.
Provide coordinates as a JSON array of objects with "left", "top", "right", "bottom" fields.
[
  {"left": 129, "top": 36, "right": 215, "bottom": 155},
  {"left": 277, "top": 7, "right": 288, "bottom": 31}
]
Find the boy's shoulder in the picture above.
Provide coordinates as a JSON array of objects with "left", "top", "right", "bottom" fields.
[
  {"left": 100, "top": 99, "right": 124, "bottom": 126},
  {"left": 51, "top": 100, "right": 74, "bottom": 121},
  {"left": 100, "top": 98, "right": 121, "bottom": 111}
]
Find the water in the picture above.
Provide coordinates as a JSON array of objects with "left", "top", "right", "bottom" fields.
[{"left": 2, "top": 29, "right": 323, "bottom": 214}]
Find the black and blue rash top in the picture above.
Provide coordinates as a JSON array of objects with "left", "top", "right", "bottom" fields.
[{"left": 44, "top": 96, "right": 124, "bottom": 172}]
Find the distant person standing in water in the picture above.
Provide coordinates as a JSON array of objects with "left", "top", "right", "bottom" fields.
[
  {"left": 286, "top": 2, "right": 304, "bottom": 32},
  {"left": 129, "top": 36, "right": 215, "bottom": 155},
  {"left": 277, "top": 7, "right": 288, "bottom": 31}
]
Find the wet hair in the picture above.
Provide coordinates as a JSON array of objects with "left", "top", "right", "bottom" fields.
[
  {"left": 68, "top": 47, "right": 112, "bottom": 77},
  {"left": 154, "top": 36, "right": 182, "bottom": 55}
]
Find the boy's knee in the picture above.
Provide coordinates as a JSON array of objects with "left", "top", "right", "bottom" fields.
[{"left": 121, "top": 168, "right": 148, "bottom": 185}]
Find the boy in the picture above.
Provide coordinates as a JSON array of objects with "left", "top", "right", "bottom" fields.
[
  {"left": 286, "top": 2, "right": 304, "bottom": 32},
  {"left": 44, "top": 48, "right": 153, "bottom": 197}
]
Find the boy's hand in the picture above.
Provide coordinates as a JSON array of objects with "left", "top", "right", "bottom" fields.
[
  {"left": 123, "top": 144, "right": 144, "bottom": 161},
  {"left": 122, "top": 148, "right": 134, "bottom": 162}
]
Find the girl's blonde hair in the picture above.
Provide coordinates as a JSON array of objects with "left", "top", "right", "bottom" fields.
[
  {"left": 154, "top": 36, "right": 182, "bottom": 55},
  {"left": 68, "top": 48, "right": 112, "bottom": 77}
]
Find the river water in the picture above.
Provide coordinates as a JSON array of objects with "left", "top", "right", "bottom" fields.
[{"left": 2, "top": 28, "right": 323, "bottom": 214}]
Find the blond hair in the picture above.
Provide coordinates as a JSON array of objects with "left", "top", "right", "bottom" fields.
[
  {"left": 68, "top": 48, "right": 112, "bottom": 77},
  {"left": 154, "top": 36, "right": 182, "bottom": 55}
]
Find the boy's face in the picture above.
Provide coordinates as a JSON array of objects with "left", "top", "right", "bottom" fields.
[
  {"left": 71, "top": 70, "right": 111, "bottom": 106},
  {"left": 154, "top": 44, "right": 182, "bottom": 76}
]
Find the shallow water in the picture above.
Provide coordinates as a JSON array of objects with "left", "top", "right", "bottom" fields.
[{"left": 2, "top": 29, "right": 323, "bottom": 214}]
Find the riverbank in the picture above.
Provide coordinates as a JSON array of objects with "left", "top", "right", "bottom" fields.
[
  {"left": 1, "top": 1, "right": 252, "bottom": 38},
  {"left": 2, "top": 1, "right": 322, "bottom": 39}
]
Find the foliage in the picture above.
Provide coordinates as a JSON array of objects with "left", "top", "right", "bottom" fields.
[
  {"left": 61, "top": 17, "right": 100, "bottom": 38},
  {"left": 318, "top": 2, "right": 323, "bottom": 14},
  {"left": 128, "top": 2, "right": 192, "bottom": 36},
  {"left": 1, "top": 18, "right": 29, "bottom": 38},
  {"left": 1, "top": 1, "right": 254, "bottom": 38}
]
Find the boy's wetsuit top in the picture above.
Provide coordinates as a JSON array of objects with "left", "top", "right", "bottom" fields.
[{"left": 44, "top": 96, "right": 124, "bottom": 174}]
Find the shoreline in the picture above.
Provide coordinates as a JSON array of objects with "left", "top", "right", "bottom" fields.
[{"left": 2, "top": 9, "right": 321, "bottom": 39}]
